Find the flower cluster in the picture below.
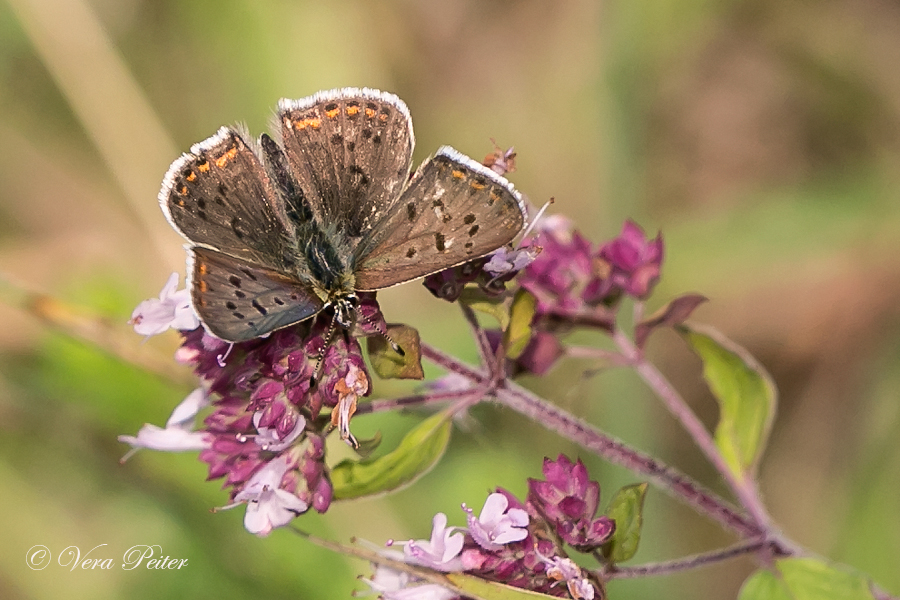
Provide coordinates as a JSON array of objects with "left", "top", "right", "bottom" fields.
[
  {"left": 122, "top": 283, "right": 387, "bottom": 535},
  {"left": 520, "top": 219, "right": 663, "bottom": 320},
  {"left": 367, "top": 456, "right": 614, "bottom": 600},
  {"left": 426, "top": 218, "right": 664, "bottom": 377}
]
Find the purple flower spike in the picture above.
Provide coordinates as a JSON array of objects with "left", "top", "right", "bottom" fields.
[
  {"left": 595, "top": 220, "right": 663, "bottom": 300},
  {"left": 527, "top": 455, "right": 616, "bottom": 551},
  {"left": 520, "top": 230, "right": 595, "bottom": 315}
]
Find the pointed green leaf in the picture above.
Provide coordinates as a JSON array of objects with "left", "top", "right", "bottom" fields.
[
  {"left": 503, "top": 289, "right": 536, "bottom": 360},
  {"left": 678, "top": 323, "right": 777, "bottom": 479},
  {"left": 331, "top": 411, "right": 452, "bottom": 499},
  {"left": 367, "top": 324, "right": 424, "bottom": 380},
  {"left": 739, "top": 558, "right": 877, "bottom": 600},
  {"left": 460, "top": 287, "right": 510, "bottom": 330},
  {"left": 602, "top": 482, "right": 648, "bottom": 563}
]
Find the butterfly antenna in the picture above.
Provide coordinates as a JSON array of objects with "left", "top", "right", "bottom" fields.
[
  {"left": 310, "top": 312, "right": 340, "bottom": 388},
  {"left": 358, "top": 311, "right": 404, "bottom": 357},
  {"left": 519, "top": 197, "right": 555, "bottom": 243}
]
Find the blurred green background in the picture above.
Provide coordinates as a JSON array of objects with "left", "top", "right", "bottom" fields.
[{"left": 1, "top": 0, "right": 898, "bottom": 599}]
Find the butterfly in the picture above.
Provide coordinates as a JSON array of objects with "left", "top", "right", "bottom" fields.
[{"left": 160, "top": 87, "right": 527, "bottom": 342}]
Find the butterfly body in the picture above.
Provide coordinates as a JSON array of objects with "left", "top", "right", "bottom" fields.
[{"left": 160, "top": 88, "right": 526, "bottom": 342}]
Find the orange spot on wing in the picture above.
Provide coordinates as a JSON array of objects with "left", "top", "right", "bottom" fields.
[
  {"left": 364, "top": 107, "right": 376, "bottom": 118},
  {"left": 186, "top": 171, "right": 197, "bottom": 182},
  {"left": 199, "top": 280, "right": 208, "bottom": 292},
  {"left": 470, "top": 181, "right": 486, "bottom": 190},
  {"left": 215, "top": 146, "right": 238, "bottom": 167},
  {"left": 452, "top": 170, "right": 466, "bottom": 179},
  {"left": 198, "top": 262, "right": 208, "bottom": 275},
  {"left": 178, "top": 186, "right": 188, "bottom": 195},
  {"left": 346, "top": 105, "right": 360, "bottom": 116},
  {"left": 325, "top": 107, "right": 340, "bottom": 119},
  {"left": 294, "top": 117, "right": 322, "bottom": 130},
  {"left": 197, "top": 161, "right": 210, "bottom": 172}
]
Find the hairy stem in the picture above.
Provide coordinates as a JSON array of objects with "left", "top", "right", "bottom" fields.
[
  {"left": 419, "top": 342, "right": 762, "bottom": 539},
  {"left": 612, "top": 329, "right": 775, "bottom": 533},
  {"left": 603, "top": 538, "right": 770, "bottom": 579}
]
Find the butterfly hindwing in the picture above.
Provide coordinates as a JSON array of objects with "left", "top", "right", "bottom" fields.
[
  {"left": 353, "top": 146, "right": 527, "bottom": 291},
  {"left": 161, "top": 127, "right": 294, "bottom": 271},
  {"left": 276, "top": 88, "right": 415, "bottom": 241},
  {"left": 189, "top": 247, "right": 325, "bottom": 342}
]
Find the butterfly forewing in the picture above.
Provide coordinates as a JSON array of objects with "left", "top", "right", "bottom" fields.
[
  {"left": 189, "top": 247, "right": 325, "bottom": 342},
  {"left": 277, "top": 88, "right": 415, "bottom": 240},
  {"left": 161, "top": 127, "right": 294, "bottom": 271},
  {"left": 353, "top": 147, "right": 527, "bottom": 291}
]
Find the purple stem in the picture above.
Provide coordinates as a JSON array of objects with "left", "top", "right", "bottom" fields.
[
  {"left": 460, "top": 303, "right": 496, "bottom": 371},
  {"left": 603, "top": 537, "right": 770, "bottom": 579},
  {"left": 419, "top": 342, "right": 762, "bottom": 539},
  {"left": 612, "top": 329, "right": 775, "bottom": 534},
  {"left": 355, "top": 389, "right": 483, "bottom": 415}
]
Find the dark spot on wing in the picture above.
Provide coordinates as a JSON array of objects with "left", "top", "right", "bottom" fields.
[
  {"left": 407, "top": 202, "right": 416, "bottom": 221},
  {"left": 406, "top": 247, "right": 416, "bottom": 258},
  {"left": 230, "top": 216, "right": 244, "bottom": 239},
  {"left": 239, "top": 268, "right": 258, "bottom": 281},
  {"left": 468, "top": 224, "right": 479, "bottom": 237},
  {"left": 226, "top": 301, "right": 237, "bottom": 310},
  {"left": 251, "top": 300, "right": 268, "bottom": 315},
  {"left": 228, "top": 275, "right": 242, "bottom": 288},
  {"left": 434, "top": 232, "right": 445, "bottom": 252},
  {"left": 464, "top": 214, "right": 476, "bottom": 224}
]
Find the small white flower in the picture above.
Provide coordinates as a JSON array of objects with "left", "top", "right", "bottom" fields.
[
  {"left": 363, "top": 563, "right": 458, "bottom": 600},
  {"left": 234, "top": 454, "right": 308, "bottom": 536},
  {"left": 403, "top": 513, "right": 465, "bottom": 572},
  {"left": 130, "top": 272, "right": 199, "bottom": 336},
  {"left": 118, "top": 388, "right": 211, "bottom": 453},
  {"left": 483, "top": 245, "right": 541, "bottom": 277},
  {"left": 463, "top": 492, "right": 529, "bottom": 551}
]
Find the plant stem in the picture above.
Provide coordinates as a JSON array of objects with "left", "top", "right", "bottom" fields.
[
  {"left": 612, "top": 329, "right": 775, "bottom": 534},
  {"left": 419, "top": 342, "right": 762, "bottom": 539},
  {"left": 356, "top": 389, "right": 484, "bottom": 415},
  {"left": 603, "top": 538, "right": 770, "bottom": 579}
]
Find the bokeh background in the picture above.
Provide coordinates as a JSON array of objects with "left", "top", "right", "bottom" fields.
[{"left": 1, "top": 0, "right": 898, "bottom": 599}]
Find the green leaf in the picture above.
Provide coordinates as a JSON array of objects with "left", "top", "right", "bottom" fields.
[
  {"left": 503, "top": 289, "right": 536, "bottom": 359},
  {"left": 739, "top": 558, "right": 877, "bottom": 600},
  {"left": 602, "top": 483, "right": 648, "bottom": 563},
  {"left": 679, "top": 323, "right": 777, "bottom": 479},
  {"left": 366, "top": 324, "right": 425, "bottom": 380},
  {"left": 459, "top": 287, "right": 510, "bottom": 330},
  {"left": 331, "top": 411, "right": 452, "bottom": 500},
  {"left": 447, "top": 572, "right": 564, "bottom": 600}
]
